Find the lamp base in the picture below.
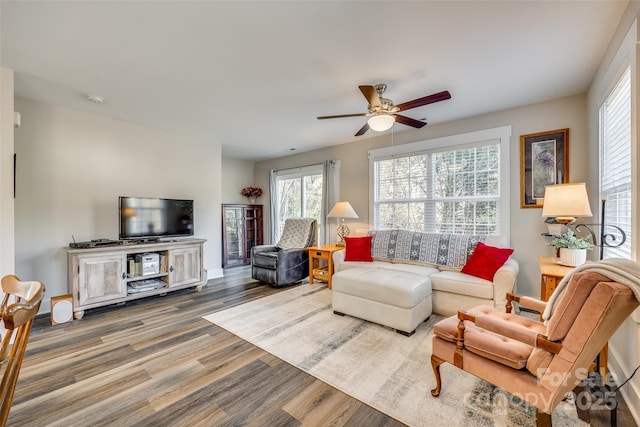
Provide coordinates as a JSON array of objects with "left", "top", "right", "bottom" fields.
[{"left": 336, "top": 221, "right": 350, "bottom": 247}]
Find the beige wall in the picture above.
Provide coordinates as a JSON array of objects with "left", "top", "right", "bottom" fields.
[
  {"left": 0, "top": 68, "right": 14, "bottom": 278},
  {"left": 255, "top": 93, "right": 589, "bottom": 299},
  {"left": 0, "top": 68, "right": 15, "bottom": 341},
  {"left": 14, "top": 97, "right": 224, "bottom": 313},
  {"left": 221, "top": 157, "right": 259, "bottom": 205}
]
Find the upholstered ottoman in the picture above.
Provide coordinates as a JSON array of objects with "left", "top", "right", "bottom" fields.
[{"left": 332, "top": 267, "right": 432, "bottom": 336}]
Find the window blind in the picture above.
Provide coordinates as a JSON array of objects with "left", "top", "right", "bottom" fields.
[
  {"left": 599, "top": 66, "right": 631, "bottom": 259},
  {"left": 372, "top": 141, "right": 501, "bottom": 234}
]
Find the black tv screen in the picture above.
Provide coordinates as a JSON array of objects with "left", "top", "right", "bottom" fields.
[{"left": 119, "top": 197, "right": 194, "bottom": 240}]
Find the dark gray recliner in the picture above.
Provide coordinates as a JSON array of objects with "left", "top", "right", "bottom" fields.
[{"left": 251, "top": 218, "right": 317, "bottom": 287}]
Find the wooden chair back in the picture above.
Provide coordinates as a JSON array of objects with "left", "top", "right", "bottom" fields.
[{"left": 0, "top": 275, "right": 45, "bottom": 427}]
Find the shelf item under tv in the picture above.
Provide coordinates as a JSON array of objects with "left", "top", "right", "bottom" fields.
[{"left": 67, "top": 238, "right": 206, "bottom": 319}]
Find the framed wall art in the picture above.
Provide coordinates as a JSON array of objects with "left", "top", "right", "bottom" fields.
[{"left": 520, "top": 128, "right": 569, "bottom": 208}]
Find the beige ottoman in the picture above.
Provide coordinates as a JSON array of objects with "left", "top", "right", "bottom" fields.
[{"left": 332, "top": 267, "right": 432, "bottom": 336}]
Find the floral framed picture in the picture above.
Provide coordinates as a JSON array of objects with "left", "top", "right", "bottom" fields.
[{"left": 520, "top": 128, "right": 569, "bottom": 208}]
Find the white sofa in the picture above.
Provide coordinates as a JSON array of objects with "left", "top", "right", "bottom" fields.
[{"left": 332, "top": 231, "right": 519, "bottom": 317}]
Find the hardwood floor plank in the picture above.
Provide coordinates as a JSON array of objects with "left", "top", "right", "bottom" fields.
[
  {"left": 148, "top": 339, "right": 266, "bottom": 411},
  {"left": 283, "top": 379, "right": 365, "bottom": 425},
  {"left": 244, "top": 408, "right": 302, "bottom": 427},
  {"left": 48, "top": 358, "right": 208, "bottom": 426},
  {"left": 345, "top": 405, "right": 408, "bottom": 427},
  {"left": 209, "top": 359, "right": 315, "bottom": 425},
  {"left": 88, "top": 399, "right": 158, "bottom": 427},
  {"left": 14, "top": 344, "right": 137, "bottom": 402},
  {"left": 10, "top": 369, "right": 152, "bottom": 426},
  {"left": 135, "top": 401, "right": 231, "bottom": 427}
]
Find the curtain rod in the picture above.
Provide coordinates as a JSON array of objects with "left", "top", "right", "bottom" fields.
[{"left": 271, "top": 160, "right": 333, "bottom": 174}]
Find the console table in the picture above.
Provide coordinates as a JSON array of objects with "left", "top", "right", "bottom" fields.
[{"left": 67, "top": 238, "right": 206, "bottom": 319}]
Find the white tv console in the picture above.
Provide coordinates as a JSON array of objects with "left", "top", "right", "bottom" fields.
[{"left": 67, "top": 238, "right": 206, "bottom": 319}]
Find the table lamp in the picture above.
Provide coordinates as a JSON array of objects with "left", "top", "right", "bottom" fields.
[
  {"left": 542, "top": 183, "right": 592, "bottom": 224},
  {"left": 327, "top": 201, "right": 359, "bottom": 246}
]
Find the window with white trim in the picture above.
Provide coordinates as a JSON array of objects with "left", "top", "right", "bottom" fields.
[
  {"left": 599, "top": 66, "right": 631, "bottom": 259},
  {"left": 369, "top": 127, "right": 511, "bottom": 236},
  {"left": 273, "top": 164, "right": 323, "bottom": 237}
]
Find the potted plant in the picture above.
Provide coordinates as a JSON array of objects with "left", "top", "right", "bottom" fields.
[
  {"left": 548, "top": 229, "right": 594, "bottom": 266},
  {"left": 544, "top": 217, "right": 563, "bottom": 235}
]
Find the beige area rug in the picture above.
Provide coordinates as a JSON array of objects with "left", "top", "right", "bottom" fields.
[{"left": 203, "top": 284, "right": 586, "bottom": 427}]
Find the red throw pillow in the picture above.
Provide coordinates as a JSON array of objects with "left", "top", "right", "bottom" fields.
[
  {"left": 344, "top": 236, "right": 373, "bottom": 262},
  {"left": 461, "top": 242, "right": 514, "bottom": 281}
]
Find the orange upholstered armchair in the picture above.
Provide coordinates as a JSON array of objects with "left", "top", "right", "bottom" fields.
[{"left": 430, "top": 258, "right": 640, "bottom": 426}]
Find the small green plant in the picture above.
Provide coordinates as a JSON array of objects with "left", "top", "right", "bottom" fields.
[{"left": 549, "top": 229, "right": 594, "bottom": 250}]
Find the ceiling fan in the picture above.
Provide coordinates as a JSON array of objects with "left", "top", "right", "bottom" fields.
[{"left": 317, "top": 84, "right": 451, "bottom": 136}]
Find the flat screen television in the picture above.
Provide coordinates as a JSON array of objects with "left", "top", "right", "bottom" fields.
[{"left": 119, "top": 196, "right": 194, "bottom": 240}]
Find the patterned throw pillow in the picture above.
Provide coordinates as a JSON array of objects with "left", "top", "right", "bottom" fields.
[
  {"left": 369, "top": 229, "right": 399, "bottom": 261},
  {"left": 370, "top": 229, "right": 486, "bottom": 268}
]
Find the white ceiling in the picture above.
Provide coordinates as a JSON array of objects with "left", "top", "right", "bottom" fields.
[{"left": 1, "top": 1, "right": 629, "bottom": 161}]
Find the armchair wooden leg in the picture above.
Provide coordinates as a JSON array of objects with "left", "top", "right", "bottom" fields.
[
  {"left": 536, "top": 410, "right": 552, "bottom": 427},
  {"left": 455, "top": 311, "right": 474, "bottom": 369},
  {"left": 572, "top": 383, "right": 591, "bottom": 423},
  {"left": 430, "top": 355, "right": 445, "bottom": 397}
]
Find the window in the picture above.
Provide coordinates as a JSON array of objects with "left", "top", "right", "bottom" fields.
[
  {"left": 369, "top": 127, "right": 511, "bottom": 237},
  {"left": 273, "top": 164, "right": 323, "bottom": 238},
  {"left": 599, "top": 66, "right": 631, "bottom": 259}
]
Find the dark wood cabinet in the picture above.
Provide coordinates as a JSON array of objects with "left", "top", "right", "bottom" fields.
[{"left": 222, "top": 204, "right": 263, "bottom": 267}]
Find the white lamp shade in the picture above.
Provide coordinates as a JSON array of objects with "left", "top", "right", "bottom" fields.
[
  {"left": 542, "top": 183, "right": 593, "bottom": 219},
  {"left": 327, "top": 201, "right": 359, "bottom": 218},
  {"left": 367, "top": 114, "right": 395, "bottom": 132}
]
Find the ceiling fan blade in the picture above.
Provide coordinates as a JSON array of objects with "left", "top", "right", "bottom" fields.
[
  {"left": 355, "top": 122, "right": 370, "bottom": 136},
  {"left": 317, "top": 113, "right": 368, "bottom": 120},
  {"left": 394, "top": 114, "right": 427, "bottom": 128},
  {"left": 359, "top": 85, "right": 382, "bottom": 109},
  {"left": 395, "top": 90, "right": 451, "bottom": 112}
]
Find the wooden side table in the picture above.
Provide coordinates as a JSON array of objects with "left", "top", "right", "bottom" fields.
[
  {"left": 538, "top": 256, "right": 574, "bottom": 301},
  {"left": 538, "top": 256, "right": 608, "bottom": 376},
  {"left": 307, "top": 245, "right": 344, "bottom": 289}
]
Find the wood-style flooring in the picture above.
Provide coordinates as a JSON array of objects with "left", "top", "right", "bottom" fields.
[{"left": 8, "top": 267, "right": 636, "bottom": 426}]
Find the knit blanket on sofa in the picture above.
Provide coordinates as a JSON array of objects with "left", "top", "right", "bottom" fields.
[{"left": 369, "top": 229, "right": 486, "bottom": 269}]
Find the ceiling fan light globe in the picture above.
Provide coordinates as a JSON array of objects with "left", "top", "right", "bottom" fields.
[{"left": 368, "top": 114, "right": 395, "bottom": 131}]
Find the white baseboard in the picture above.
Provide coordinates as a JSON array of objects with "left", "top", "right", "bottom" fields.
[
  {"left": 207, "top": 267, "right": 224, "bottom": 279},
  {"left": 608, "top": 342, "right": 640, "bottom": 425},
  {"left": 39, "top": 299, "right": 52, "bottom": 315}
]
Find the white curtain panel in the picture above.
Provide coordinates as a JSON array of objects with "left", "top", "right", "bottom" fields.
[
  {"left": 269, "top": 168, "right": 278, "bottom": 244},
  {"left": 322, "top": 160, "right": 340, "bottom": 245}
]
